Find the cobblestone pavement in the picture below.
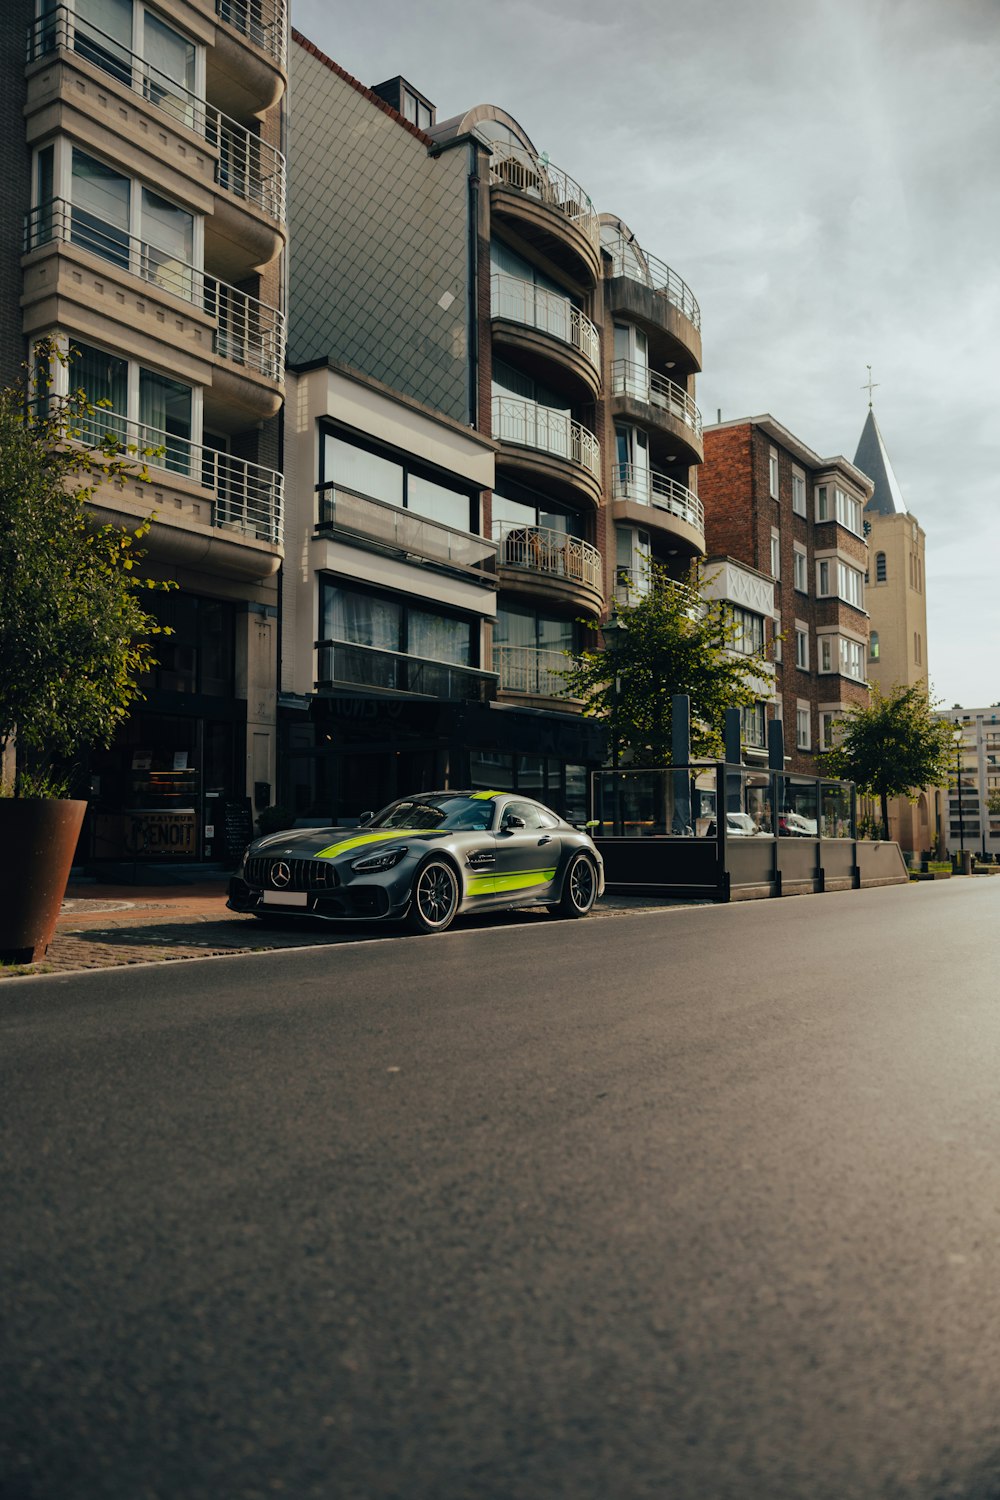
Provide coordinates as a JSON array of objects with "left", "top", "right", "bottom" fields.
[{"left": 1, "top": 882, "right": 697, "bottom": 980}]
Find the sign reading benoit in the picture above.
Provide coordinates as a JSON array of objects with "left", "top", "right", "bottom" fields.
[{"left": 125, "top": 809, "right": 197, "bottom": 857}]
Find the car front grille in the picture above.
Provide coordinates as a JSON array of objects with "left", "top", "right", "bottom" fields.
[{"left": 245, "top": 856, "right": 338, "bottom": 891}]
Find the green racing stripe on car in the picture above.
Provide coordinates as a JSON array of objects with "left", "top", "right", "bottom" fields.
[
  {"left": 313, "top": 830, "right": 427, "bottom": 860},
  {"left": 467, "top": 868, "right": 557, "bottom": 897},
  {"left": 469, "top": 790, "right": 501, "bottom": 800}
]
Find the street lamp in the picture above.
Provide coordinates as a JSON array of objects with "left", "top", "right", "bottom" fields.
[
  {"left": 952, "top": 727, "right": 966, "bottom": 869},
  {"left": 602, "top": 614, "right": 628, "bottom": 773}
]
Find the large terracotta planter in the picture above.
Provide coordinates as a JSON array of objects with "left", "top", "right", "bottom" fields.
[{"left": 0, "top": 799, "right": 86, "bottom": 964}]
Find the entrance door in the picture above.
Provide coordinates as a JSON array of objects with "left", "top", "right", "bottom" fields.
[{"left": 494, "top": 798, "right": 562, "bottom": 902}]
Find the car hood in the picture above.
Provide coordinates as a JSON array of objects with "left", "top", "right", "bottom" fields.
[{"left": 254, "top": 826, "right": 447, "bottom": 860}]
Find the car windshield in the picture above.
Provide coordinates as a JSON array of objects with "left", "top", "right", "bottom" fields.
[{"left": 367, "top": 796, "right": 495, "bottom": 832}]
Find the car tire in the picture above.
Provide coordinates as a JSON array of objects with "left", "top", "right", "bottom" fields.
[
  {"left": 554, "top": 853, "right": 598, "bottom": 919},
  {"left": 405, "top": 858, "right": 460, "bottom": 934}
]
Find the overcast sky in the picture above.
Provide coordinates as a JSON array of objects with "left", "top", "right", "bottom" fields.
[{"left": 293, "top": 0, "right": 1000, "bottom": 710}]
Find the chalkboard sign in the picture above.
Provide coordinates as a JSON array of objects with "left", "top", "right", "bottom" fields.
[{"left": 222, "top": 798, "right": 254, "bottom": 863}]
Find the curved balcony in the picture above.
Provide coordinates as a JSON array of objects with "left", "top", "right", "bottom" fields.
[
  {"left": 25, "top": 201, "right": 284, "bottom": 417},
  {"left": 602, "top": 224, "right": 701, "bottom": 369},
  {"left": 494, "top": 522, "right": 603, "bottom": 612},
  {"left": 27, "top": 7, "right": 286, "bottom": 243},
  {"left": 211, "top": 0, "right": 287, "bottom": 116},
  {"left": 493, "top": 646, "right": 581, "bottom": 707},
  {"left": 610, "top": 359, "right": 703, "bottom": 464},
  {"left": 611, "top": 465, "right": 705, "bottom": 554},
  {"left": 491, "top": 272, "right": 600, "bottom": 399},
  {"left": 492, "top": 394, "right": 602, "bottom": 508},
  {"left": 489, "top": 142, "right": 601, "bottom": 288}
]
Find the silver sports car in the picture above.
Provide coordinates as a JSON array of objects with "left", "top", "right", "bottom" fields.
[{"left": 227, "top": 790, "right": 605, "bottom": 934}]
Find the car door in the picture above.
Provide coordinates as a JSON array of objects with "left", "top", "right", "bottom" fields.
[{"left": 494, "top": 799, "right": 562, "bottom": 902}]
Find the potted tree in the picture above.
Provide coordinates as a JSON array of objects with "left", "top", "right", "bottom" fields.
[{"left": 0, "top": 345, "right": 168, "bottom": 964}]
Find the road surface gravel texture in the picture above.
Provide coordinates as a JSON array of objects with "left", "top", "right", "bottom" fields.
[{"left": 2, "top": 880, "right": 1000, "bottom": 1500}]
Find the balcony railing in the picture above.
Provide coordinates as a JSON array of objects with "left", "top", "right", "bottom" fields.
[
  {"left": 488, "top": 142, "right": 600, "bottom": 251},
  {"left": 316, "top": 642, "right": 495, "bottom": 702},
  {"left": 75, "top": 408, "right": 283, "bottom": 545},
  {"left": 494, "top": 645, "right": 577, "bottom": 700},
  {"left": 490, "top": 273, "right": 600, "bottom": 373},
  {"left": 491, "top": 394, "right": 600, "bottom": 481},
  {"left": 494, "top": 522, "right": 602, "bottom": 594},
  {"left": 25, "top": 201, "right": 286, "bottom": 381},
  {"left": 613, "top": 464, "right": 704, "bottom": 534},
  {"left": 27, "top": 7, "right": 286, "bottom": 222},
  {"left": 317, "top": 484, "right": 496, "bottom": 572},
  {"left": 215, "top": 0, "right": 287, "bottom": 68},
  {"left": 610, "top": 360, "right": 702, "bottom": 439},
  {"left": 601, "top": 226, "right": 701, "bottom": 332}
]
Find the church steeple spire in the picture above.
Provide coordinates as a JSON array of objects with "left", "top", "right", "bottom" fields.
[{"left": 854, "top": 394, "right": 907, "bottom": 517}]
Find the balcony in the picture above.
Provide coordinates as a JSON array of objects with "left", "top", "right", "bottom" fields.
[
  {"left": 491, "top": 393, "right": 601, "bottom": 508},
  {"left": 493, "top": 646, "right": 579, "bottom": 704},
  {"left": 316, "top": 642, "right": 496, "bottom": 702},
  {"left": 609, "top": 359, "right": 703, "bottom": 464},
  {"left": 27, "top": 7, "right": 286, "bottom": 241},
  {"left": 488, "top": 143, "right": 601, "bottom": 288},
  {"left": 611, "top": 465, "right": 705, "bottom": 553},
  {"left": 211, "top": 0, "right": 287, "bottom": 117},
  {"left": 601, "top": 224, "right": 701, "bottom": 368},
  {"left": 215, "top": 0, "right": 287, "bottom": 68},
  {"left": 317, "top": 484, "right": 496, "bottom": 579},
  {"left": 491, "top": 273, "right": 600, "bottom": 398},
  {"left": 494, "top": 522, "right": 603, "bottom": 612},
  {"left": 25, "top": 201, "right": 284, "bottom": 414}
]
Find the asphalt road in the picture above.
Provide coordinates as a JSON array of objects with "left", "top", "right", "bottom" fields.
[{"left": 3, "top": 880, "right": 1000, "bottom": 1500}]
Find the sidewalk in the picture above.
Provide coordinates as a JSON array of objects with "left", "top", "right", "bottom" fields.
[{"left": 1, "top": 878, "right": 695, "bottom": 980}]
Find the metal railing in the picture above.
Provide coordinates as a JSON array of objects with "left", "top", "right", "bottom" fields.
[
  {"left": 27, "top": 7, "right": 286, "bottom": 222},
  {"left": 317, "top": 484, "right": 496, "bottom": 572},
  {"left": 215, "top": 0, "right": 287, "bottom": 68},
  {"left": 491, "top": 394, "right": 600, "bottom": 480},
  {"left": 601, "top": 226, "right": 701, "bottom": 331},
  {"left": 316, "top": 641, "right": 495, "bottom": 702},
  {"left": 25, "top": 201, "right": 286, "bottom": 381},
  {"left": 490, "top": 272, "right": 600, "bottom": 372},
  {"left": 488, "top": 142, "right": 600, "bottom": 251},
  {"left": 73, "top": 408, "right": 283, "bottom": 545},
  {"left": 612, "top": 464, "right": 704, "bottom": 533},
  {"left": 610, "top": 359, "right": 702, "bottom": 438},
  {"left": 493, "top": 522, "right": 602, "bottom": 593},
  {"left": 494, "top": 645, "right": 576, "bottom": 699}
]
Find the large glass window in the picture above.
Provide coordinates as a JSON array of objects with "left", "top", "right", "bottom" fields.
[
  {"left": 816, "top": 483, "right": 864, "bottom": 537},
  {"left": 143, "top": 10, "right": 196, "bottom": 122},
  {"left": 71, "top": 149, "right": 130, "bottom": 268},
  {"left": 321, "top": 432, "right": 473, "bottom": 532},
  {"left": 321, "top": 582, "right": 473, "bottom": 668},
  {"left": 69, "top": 148, "right": 195, "bottom": 295},
  {"left": 408, "top": 474, "right": 469, "bottom": 532},
  {"left": 69, "top": 340, "right": 128, "bottom": 446},
  {"left": 139, "top": 369, "right": 192, "bottom": 473},
  {"left": 75, "top": 0, "right": 133, "bottom": 82},
  {"left": 732, "top": 606, "right": 764, "bottom": 656}
]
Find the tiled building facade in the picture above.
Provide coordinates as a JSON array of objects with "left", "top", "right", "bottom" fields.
[{"left": 700, "top": 417, "right": 873, "bottom": 774}]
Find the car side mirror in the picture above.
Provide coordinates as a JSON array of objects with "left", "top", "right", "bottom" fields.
[
  {"left": 359, "top": 810, "right": 374, "bottom": 825},
  {"left": 503, "top": 815, "right": 525, "bottom": 832}
]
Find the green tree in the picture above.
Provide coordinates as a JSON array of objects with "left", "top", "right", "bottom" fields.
[
  {"left": 987, "top": 790, "right": 1000, "bottom": 818},
  {"left": 561, "top": 563, "right": 770, "bottom": 766},
  {"left": 819, "top": 683, "right": 953, "bottom": 835},
  {"left": 0, "top": 345, "right": 169, "bottom": 795}
]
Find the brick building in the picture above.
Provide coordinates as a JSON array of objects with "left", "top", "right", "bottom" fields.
[{"left": 699, "top": 416, "right": 873, "bottom": 773}]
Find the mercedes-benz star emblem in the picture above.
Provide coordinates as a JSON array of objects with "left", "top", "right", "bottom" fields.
[{"left": 270, "top": 861, "right": 292, "bottom": 889}]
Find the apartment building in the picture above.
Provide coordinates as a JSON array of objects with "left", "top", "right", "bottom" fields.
[
  {"left": 283, "top": 33, "right": 705, "bottom": 822},
  {"left": 4, "top": 0, "right": 288, "bottom": 861},
  {"left": 699, "top": 417, "right": 873, "bottom": 773},
  {"left": 936, "top": 708, "right": 1000, "bottom": 862}
]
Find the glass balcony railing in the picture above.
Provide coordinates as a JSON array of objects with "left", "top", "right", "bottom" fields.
[
  {"left": 491, "top": 394, "right": 600, "bottom": 481},
  {"left": 73, "top": 408, "right": 283, "bottom": 545},
  {"left": 317, "top": 484, "right": 496, "bottom": 573},
  {"left": 25, "top": 201, "right": 286, "bottom": 381},
  {"left": 490, "top": 273, "right": 600, "bottom": 373},
  {"left": 601, "top": 226, "right": 701, "bottom": 331},
  {"left": 493, "top": 522, "right": 602, "bottom": 593},
  {"left": 493, "top": 645, "right": 577, "bottom": 699},
  {"left": 488, "top": 142, "right": 600, "bottom": 251},
  {"left": 610, "top": 359, "right": 702, "bottom": 439},
  {"left": 612, "top": 464, "right": 704, "bottom": 534},
  {"left": 316, "top": 642, "right": 495, "bottom": 701},
  {"left": 27, "top": 7, "right": 286, "bottom": 222}
]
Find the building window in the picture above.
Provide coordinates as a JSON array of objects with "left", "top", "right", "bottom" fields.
[
  {"left": 401, "top": 88, "right": 433, "bottom": 130},
  {"left": 818, "top": 636, "right": 864, "bottom": 681},
  {"left": 792, "top": 469, "right": 806, "bottom": 516},
  {"left": 914, "top": 632, "right": 922, "bottom": 665},
  {"left": 772, "top": 611, "right": 782, "bottom": 663},
  {"left": 731, "top": 606, "right": 765, "bottom": 656},
  {"left": 875, "top": 551, "right": 887, "bottom": 582},
  {"left": 869, "top": 630, "right": 880, "bottom": 661},
  {"left": 741, "top": 703, "right": 767, "bottom": 749},
  {"left": 816, "top": 483, "right": 864, "bottom": 537},
  {"left": 64, "top": 338, "right": 195, "bottom": 473},
  {"left": 819, "top": 712, "right": 841, "bottom": 750},
  {"left": 67, "top": 149, "right": 197, "bottom": 298},
  {"left": 795, "top": 626, "right": 809, "bottom": 670},
  {"left": 770, "top": 529, "right": 780, "bottom": 580},
  {"left": 769, "top": 447, "right": 779, "bottom": 499},
  {"left": 321, "top": 430, "right": 476, "bottom": 532},
  {"left": 816, "top": 556, "right": 864, "bottom": 609},
  {"left": 793, "top": 545, "right": 808, "bottom": 592},
  {"left": 796, "top": 704, "right": 811, "bottom": 750},
  {"left": 319, "top": 579, "right": 477, "bottom": 690}
]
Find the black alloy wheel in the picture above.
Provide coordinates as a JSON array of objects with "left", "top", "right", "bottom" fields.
[{"left": 406, "top": 858, "right": 460, "bottom": 934}]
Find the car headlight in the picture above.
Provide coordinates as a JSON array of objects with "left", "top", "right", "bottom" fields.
[{"left": 351, "top": 845, "right": 408, "bottom": 873}]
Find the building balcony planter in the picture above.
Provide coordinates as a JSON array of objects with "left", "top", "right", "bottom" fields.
[{"left": 0, "top": 799, "right": 87, "bottom": 964}]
